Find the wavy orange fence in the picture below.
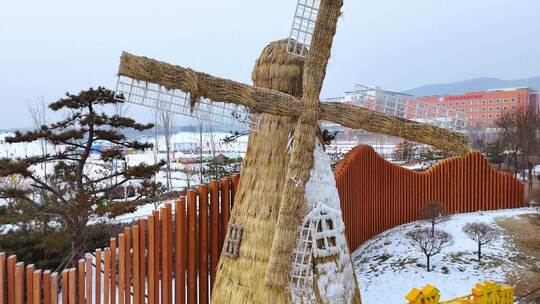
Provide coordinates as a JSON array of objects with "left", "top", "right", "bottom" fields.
[
  {"left": 335, "top": 145, "right": 524, "bottom": 250},
  {"left": 0, "top": 146, "right": 525, "bottom": 303}
]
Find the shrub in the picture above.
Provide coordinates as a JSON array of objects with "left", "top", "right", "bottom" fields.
[{"left": 0, "top": 222, "right": 124, "bottom": 270}]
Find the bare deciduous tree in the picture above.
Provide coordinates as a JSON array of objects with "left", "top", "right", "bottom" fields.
[
  {"left": 151, "top": 107, "right": 160, "bottom": 173},
  {"left": 207, "top": 122, "right": 217, "bottom": 160},
  {"left": 392, "top": 141, "right": 417, "bottom": 162},
  {"left": 113, "top": 100, "right": 130, "bottom": 118},
  {"left": 178, "top": 163, "right": 197, "bottom": 189},
  {"left": 158, "top": 101, "right": 174, "bottom": 189},
  {"left": 463, "top": 222, "right": 499, "bottom": 262},
  {"left": 138, "top": 179, "right": 167, "bottom": 211},
  {"left": 496, "top": 110, "right": 539, "bottom": 189},
  {"left": 420, "top": 202, "right": 446, "bottom": 236},
  {"left": 168, "top": 161, "right": 198, "bottom": 189},
  {"left": 406, "top": 228, "right": 452, "bottom": 272},
  {"left": 27, "top": 97, "right": 49, "bottom": 162}
]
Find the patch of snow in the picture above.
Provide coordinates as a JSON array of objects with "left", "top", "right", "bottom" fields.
[
  {"left": 353, "top": 208, "right": 536, "bottom": 304},
  {"left": 290, "top": 141, "right": 356, "bottom": 304}
]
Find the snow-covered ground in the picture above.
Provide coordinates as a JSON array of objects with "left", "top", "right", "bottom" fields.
[
  {"left": 353, "top": 208, "right": 537, "bottom": 304},
  {"left": 0, "top": 130, "right": 246, "bottom": 202}
]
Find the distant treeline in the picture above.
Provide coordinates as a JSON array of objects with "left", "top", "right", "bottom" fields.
[{"left": 2, "top": 124, "right": 247, "bottom": 139}]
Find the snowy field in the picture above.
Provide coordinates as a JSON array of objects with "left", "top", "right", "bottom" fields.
[
  {"left": 353, "top": 208, "right": 537, "bottom": 304},
  {"left": 0, "top": 130, "right": 247, "bottom": 199}
]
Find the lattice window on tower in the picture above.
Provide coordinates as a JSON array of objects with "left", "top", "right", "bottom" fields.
[
  {"left": 286, "top": 0, "right": 321, "bottom": 57},
  {"left": 289, "top": 223, "right": 316, "bottom": 303},
  {"left": 308, "top": 204, "right": 343, "bottom": 258},
  {"left": 223, "top": 224, "right": 244, "bottom": 259}
]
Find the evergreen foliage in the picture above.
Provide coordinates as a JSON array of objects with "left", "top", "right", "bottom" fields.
[
  {"left": 0, "top": 222, "right": 124, "bottom": 270},
  {"left": 0, "top": 87, "right": 164, "bottom": 266},
  {"left": 203, "top": 154, "right": 241, "bottom": 182}
]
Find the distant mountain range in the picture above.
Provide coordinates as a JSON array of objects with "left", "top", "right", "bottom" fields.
[{"left": 405, "top": 76, "right": 540, "bottom": 97}]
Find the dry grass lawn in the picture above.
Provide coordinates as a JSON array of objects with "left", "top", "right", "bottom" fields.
[{"left": 496, "top": 212, "right": 540, "bottom": 302}]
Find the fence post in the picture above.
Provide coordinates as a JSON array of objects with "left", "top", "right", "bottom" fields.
[
  {"left": 32, "top": 270, "right": 41, "bottom": 304},
  {"left": 26, "top": 264, "right": 34, "bottom": 304},
  {"left": 0, "top": 253, "right": 5, "bottom": 304},
  {"left": 160, "top": 207, "right": 170, "bottom": 304},
  {"left": 104, "top": 248, "right": 111, "bottom": 304},
  {"left": 118, "top": 234, "right": 125, "bottom": 304},
  {"left": 174, "top": 197, "right": 186, "bottom": 304},
  {"left": 68, "top": 269, "right": 76, "bottom": 304},
  {"left": 43, "top": 270, "right": 51, "bottom": 304},
  {"left": 123, "top": 228, "right": 131, "bottom": 304},
  {"left": 95, "top": 249, "right": 101, "bottom": 304},
  {"left": 199, "top": 184, "right": 209, "bottom": 304},
  {"left": 7, "top": 255, "right": 16, "bottom": 304},
  {"left": 152, "top": 210, "right": 160, "bottom": 304},
  {"left": 147, "top": 215, "right": 155, "bottom": 304},
  {"left": 187, "top": 190, "right": 197, "bottom": 304},
  {"left": 166, "top": 204, "right": 173, "bottom": 304},
  {"left": 110, "top": 238, "right": 117, "bottom": 304},
  {"left": 50, "top": 272, "right": 58, "bottom": 304},
  {"left": 137, "top": 218, "right": 146, "bottom": 303},
  {"left": 132, "top": 226, "right": 140, "bottom": 304},
  {"left": 85, "top": 256, "right": 92, "bottom": 304},
  {"left": 77, "top": 260, "right": 84, "bottom": 304},
  {"left": 61, "top": 270, "right": 69, "bottom": 304},
  {"left": 13, "top": 263, "right": 23, "bottom": 304},
  {"left": 209, "top": 180, "right": 220, "bottom": 290}
]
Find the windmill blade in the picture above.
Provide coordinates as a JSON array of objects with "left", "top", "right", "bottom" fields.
[
  {"left": 115, "top": 75, "right": 253, "bottom": 129},
  {"left": 286, "top": 0, "right": 321, "bottom": 57},
  {"left": 302, "top": 0, "right": 343, "bottom": 99},
  {"left": 265, "top": 0, "right": 345, "bottom": 288},
  {"left": 116, "top": 52, "right": 469, "bottom": 154},
  {"left": 116, "top": 52, "right": 302, "bottom": 123},
  {"left": 320, "top": 102, "right": 470, "bottom": 154}
]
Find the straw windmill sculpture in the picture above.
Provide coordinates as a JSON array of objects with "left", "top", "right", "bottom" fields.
[{"left": 115, "top": 0, "right": 469, "bottom": 303}]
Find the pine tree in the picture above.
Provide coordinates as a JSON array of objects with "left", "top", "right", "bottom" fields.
[{"left": 0, "top": 87, "right": 164, "bottom": 266}]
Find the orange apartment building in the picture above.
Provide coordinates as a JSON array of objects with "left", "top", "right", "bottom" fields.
[{"left": 416, "top": 87, "right": 539, "bottom": 129}]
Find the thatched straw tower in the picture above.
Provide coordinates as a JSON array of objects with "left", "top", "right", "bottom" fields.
[
  {"left": 211, "top": 39, "right": 301, "bottom": 303},
  {"left": 211, "top": 39, "right": 361, "bottom": 304}
]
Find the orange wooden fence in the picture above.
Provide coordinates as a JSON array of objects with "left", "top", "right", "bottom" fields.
[
  {"left": 0, "top": 176, "right": 238, "bottom": 304},
  {"left": 0, "top": 146, "right": 525, "bottom": 303},
  {"left": 334, "top": 145, "right": 525, "bottom": 250}
]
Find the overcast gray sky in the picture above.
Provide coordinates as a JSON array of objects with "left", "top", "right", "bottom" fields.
[{"left": 1, "top": 0, "right": 539, "bottom": 129}]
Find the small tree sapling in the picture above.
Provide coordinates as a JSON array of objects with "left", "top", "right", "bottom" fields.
[
  {"left": 406, "top": 227, "right": 452, "bottom": 272},
  {"left": 463, "top": 222, "right": 499, "bottom": 262}
]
